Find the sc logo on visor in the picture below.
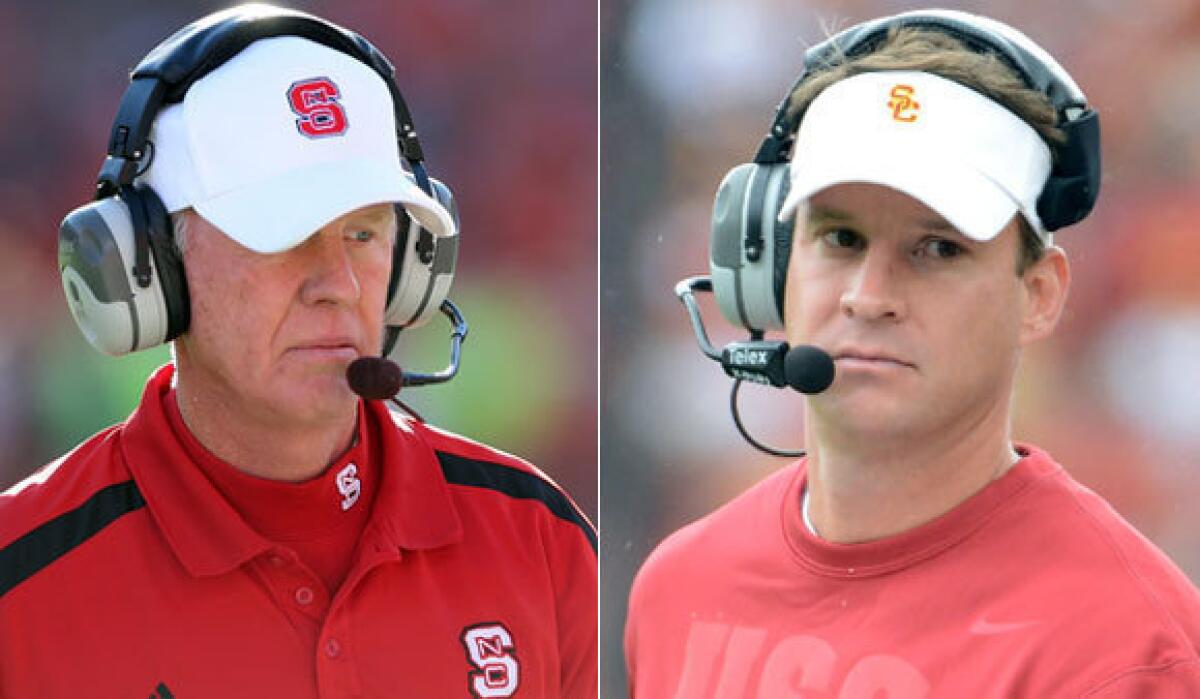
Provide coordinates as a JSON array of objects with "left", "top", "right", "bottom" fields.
[{"left": 888, "top": 84, "right": 921, "bottom": 122}]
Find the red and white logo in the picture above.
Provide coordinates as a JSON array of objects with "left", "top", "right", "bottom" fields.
[
  {"left": 461, "top": 623, "right": 520, "bottom": 698},
  {"left": 287, "top": 77, "right": 349, "bottom": 138},
  {"left": 336, "top": 462, "right": 361, "bottom": 511}
]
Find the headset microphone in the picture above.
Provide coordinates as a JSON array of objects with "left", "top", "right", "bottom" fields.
[
  {"left": 785, "top": 344, "right": 835, "bottom": 394},
  {"left": 345, "top": 299, "right": 469, "bottom": 415},
  {"left": 716, "top": 339, "right": 834, "bottom": 394},
  {"left": 676, "top": 276, "right": 835, "bottom": 457},
  {"left": 347, "top": 357, "right": 402, "bottom": 401}
]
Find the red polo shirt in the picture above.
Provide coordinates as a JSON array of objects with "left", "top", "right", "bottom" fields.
[{"left": 0, "top": 364, "right": 597, "bottom": 698}]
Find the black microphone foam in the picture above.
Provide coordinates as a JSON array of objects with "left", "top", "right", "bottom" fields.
[
  {"left": 784, "top": 345, "right": 836, "bottom": 394},
  {"left": 346, "top": 357, "right": 403, "bottom": 400}
]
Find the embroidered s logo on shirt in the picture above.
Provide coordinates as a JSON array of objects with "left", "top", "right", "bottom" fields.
[
  {"left": 461, "top": 622, "right": 520, "bottom": 698},
  {"left": 336, "top": 462, "right": 361, "bottom": 511},
  {"left": 887, "top": 84, "right": 920, "bottom": 122}
]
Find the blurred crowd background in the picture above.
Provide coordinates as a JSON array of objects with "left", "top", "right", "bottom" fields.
[
  {"left": 0, "top": 0, "right": 597, "bottom": 521},
  {"left": 602, "top": 0, "right": 1200, "bottom": 695}
]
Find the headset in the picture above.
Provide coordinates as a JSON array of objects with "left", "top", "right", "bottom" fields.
[
  {"left": 703, "top": 8, "right": 1101, "bottom": 334},
  {"left": 58, "top": 4, "right": 464, "bottom": 385},
  {"left": 677, "top": 9, "right": 1102, "bottom": 455}
]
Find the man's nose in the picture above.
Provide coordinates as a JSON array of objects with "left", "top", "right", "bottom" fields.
[
  {"left": 839, "top": 249, "right": 906, "bottom": 322},
  {"left": 300, "top": 231, "right": 361, "bottom": 306}
]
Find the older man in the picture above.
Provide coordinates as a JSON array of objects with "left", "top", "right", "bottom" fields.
[{"left": 1, "top": 5, "right": 596, "bottom": 698}]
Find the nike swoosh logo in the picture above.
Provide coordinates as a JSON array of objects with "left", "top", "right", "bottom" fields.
[{"left": 970, "top": 617, "right": 1041, "bottom": 635}]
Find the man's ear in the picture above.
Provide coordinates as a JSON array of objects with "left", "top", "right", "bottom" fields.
[{"left": 1019, "top": 245, "right": 1071, "bottom": 346}]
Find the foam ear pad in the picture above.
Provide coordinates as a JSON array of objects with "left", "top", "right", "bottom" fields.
[
  {"left": 771, "top": 173, "right": 794, "bottom": 321},
  {"left": 384, "top": 175, "right": 459, "bottom": 329},
  {"left": 138, "top": 184, "right": 190, "bottom": 341},
  {"left": 58, "top": 195, "right": 172, "bottom": 355},
  {"left": 1037, "top": 108, "right": 1101, "bottom": 229}
]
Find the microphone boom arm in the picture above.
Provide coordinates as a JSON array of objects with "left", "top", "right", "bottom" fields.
[
  {"left": 674, "top": 276, "right": 722, "bottom": 361},
  {"left": 674, "top": 274, "right": 831, "bottom": 459},
  {"left": 400, "top": 299, "right": 468, "bottom": 387}
]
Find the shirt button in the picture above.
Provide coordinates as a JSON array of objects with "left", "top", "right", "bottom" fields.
[
  {"left": 325, "top": 637, "right": 342, "bottom": 658},
  {"left": 294, "top": 586, "right": 315, "bottom": 606},
  {"left": 269, "top": 554, "right": 286, "bottom": 568}
]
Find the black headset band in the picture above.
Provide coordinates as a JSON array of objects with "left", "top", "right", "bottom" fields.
[
  {"left": 97, "top": 6, "right": 425, "bottom": 199},
  {"left": 806, "top": 16, "right": 1086, "bottom": 108},
  {"left": 749, "top": 10, "right": 1101, "bottom": 231},
  {"left": 97, "top": 78, "right": 167, "bottom": 198},
  {"left": 136, "top": 13, "right": 391, "bottom": 97},
  {"left": 755, "top": 12, "right": 1088, "bottom": 167}
]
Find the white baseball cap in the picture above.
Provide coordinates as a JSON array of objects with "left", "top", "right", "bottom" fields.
[
  {"left": 139, "top": 35, "right": 456, "bottom": 254},
  {"left": 778, "top": 70, "right": 1053, "bottom": 242}
]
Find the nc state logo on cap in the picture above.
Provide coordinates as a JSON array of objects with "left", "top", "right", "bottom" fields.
[
  {"left": 287, "top": 77, "right": 349, "bottom": 138},
  {"left": 887, "top": 84, "right": 920, "bottom": 122}
]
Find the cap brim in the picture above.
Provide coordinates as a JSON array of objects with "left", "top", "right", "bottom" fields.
[
  {"left": 193, "top": 157, "right": 456, "bottom": 254},
  {"left": 779, "top": 145, "right": 1020, "bottom": 242}
]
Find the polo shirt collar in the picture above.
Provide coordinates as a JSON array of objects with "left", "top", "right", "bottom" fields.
[
  {"left": 363, "top": 399, "right": 463, "bottom": 552},
  {"left": 120, "top": 365, "right": 269, "bottom": 577},
  {"left": 119, "top": 364, "right": 462, "bottom": 579}
]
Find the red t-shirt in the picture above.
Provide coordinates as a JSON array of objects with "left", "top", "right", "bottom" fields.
[
  {"left": 625, "top": 446, "right": 1200, "bottom": 698},
  {"left": 0, "top": 364, "right": 597, "bottom": 698}
]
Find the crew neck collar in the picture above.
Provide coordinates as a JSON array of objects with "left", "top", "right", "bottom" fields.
[{"left": 781, "top": 444, "right": 1061, "bottom": 578}]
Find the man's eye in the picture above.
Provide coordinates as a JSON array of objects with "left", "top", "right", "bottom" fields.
[
  {"left": 821, "top": 228, "right": 864, "bottom": 250},
  {"left": 349, "top": 230, "right": 374, "bottom": 243},
  {"left": 918, "top": 238, "right": 963, "bottom": 259}
]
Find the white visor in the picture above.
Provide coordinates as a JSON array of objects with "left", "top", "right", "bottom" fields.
[
  {"left": 138, "top": 36, "right": 455, "bottom": 254},
  {"left": 778, "top": 71, "right": 1052, "bottom": 242}
]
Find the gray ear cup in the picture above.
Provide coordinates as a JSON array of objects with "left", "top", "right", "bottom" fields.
[
  {"left": 710, "top": 162, "right": 790, "bottom": 331},
  {"left": 59, "top": 195, "right": 173, "bottom": 355},
  {"left": 384, "top": 175, "right": 459, "bottom": 329}
]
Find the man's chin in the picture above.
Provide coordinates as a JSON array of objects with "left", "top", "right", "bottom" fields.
[
  {"left": 812, "top": 389, "right": 914, "bottom": 437},
  {"left": 268, "top": 375, "right": 360, "bottom": 422}
]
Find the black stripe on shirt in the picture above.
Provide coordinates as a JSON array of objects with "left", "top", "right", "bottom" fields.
[
  {"left": 436, "top": 451, "right": 597, "bottom": 552},
  {"left": 0, "top": 480, "right": 146, "bottom": 598}
]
